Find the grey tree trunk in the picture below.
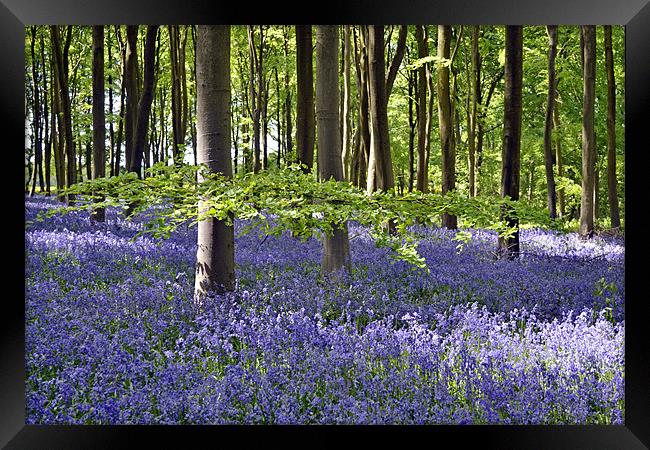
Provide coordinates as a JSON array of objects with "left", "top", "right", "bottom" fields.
[
  {"left": 91, "top": 26, "right": 106, "bottom": 222},
  {"left": 437, "top": 25, "right": 456, "bottom": 229},
  {"left": 604, "top": 25, "right": 620, "bottom": 229},
  {"left": 579, "top": 26, "right": 596, "bottom": 238},
  {"left": 543, "top": 25, "right": 558, "bottom": 219},
  {"left": 316, "top": 25, "right": 351, "bottom": 275},
  {"left": 194, "top": 25, "right": 235, "bottom": 301},
  {"left": 296, "top": 25, "right": 315, "bottom": 173},
  {"left": 498, "top": 26, "right": 523, "bottom": 258},
  {"left": 341, "top": 25, "right": 352, "bottom": 180}
]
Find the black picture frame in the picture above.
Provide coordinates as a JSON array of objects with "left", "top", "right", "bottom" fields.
[{"left": 4, "top": 0, "right": 649, "bottom": 448}]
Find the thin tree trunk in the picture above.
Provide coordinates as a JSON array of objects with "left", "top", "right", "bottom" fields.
[
  {"left": 553, "top": 96, "right": 565, "bottom": 217},
  {"left": 408, "top": 57, "right": 416, "bottom": 193},
  {"left": 124, "top": 26, "right": 139, "bottom": 174},
  {"left": 415, "top": 26, "right": 429, "bottom": 193},
  {"left": 296, "top": 25, "right": 315, "bottom": 173},
  {"left": 468, "top": 26, "right": 479, "bottom": 197},
  {"left": 50, "top": 25, "right": 76, "bottom": 205},
  {"left": 498, "top": 26, "right": 523, "bottom": 257},
  {"left": 316, "top": 25, "right": 351, "bottom": 275},
  {"left": 543, "top": 25, "right": 558, "bottom": 219},
  {"left": 91, "top": 39, "right": 106, "bottom": 212},
  {"left": 29, "top": 27, "right": 44, "bottom": 197},
  {"left": 604, "top": 25, "right": 620, "bottom": 229},
  {"left": 194, "top": 25, "right": 235, "bottom": 301},
  {"left": 341, "top": 25, "right": 352, "bottom": 180},
  {"left": 579, "top": 26, "right": 596, "bottom": 238},
  {"left": 41, "top": 32, "right": 51, "bottom": 196},
  {"left": 131, "top": 26, "right": 159, "bottom": 178}
]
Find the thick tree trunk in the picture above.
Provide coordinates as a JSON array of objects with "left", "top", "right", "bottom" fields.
[
  {"left": 283, "top": 26, "right": 293, "bottom": 163},
  {"left": 50, "top": 26, "right": 76, "bottom": 205},
  {"left": 579, "top": 26, "right": 596, "bottom": 238},
  {"left": 296, "top": 25, "right": 315, "bottom": 173},
  {"left": 604, "top": 25, "right": 620, "bottom": 229},
  {"left": 194, "top": 25, "right": 235, "bottom": 301},
  {"left": 543, "top": 25, "right": 558, "bottom": 219},
  {"left": 498, "top": 26, "right": 523, "bottom": 257},
  {"left": 316, "top": 25, "right": 351, "bottom": 275},
  {"left": 415, "top": 25, "right": 429, "bottom": 193},
  {"left": 353, "top": 27, "right": 370, "bottom": 189},
  {"left": 437, "top": 25, "right": 456, "bottom": 229},
  {"left": 90, "top": 31, "right": 105, "bottom": 215}
]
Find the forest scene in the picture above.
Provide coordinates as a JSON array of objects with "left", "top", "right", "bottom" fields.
[{"left": 25, "top": 24, "right": 625, "bottom": 424}]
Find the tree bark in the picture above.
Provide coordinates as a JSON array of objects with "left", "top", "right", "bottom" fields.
[
  {"left": 124, "top": 26, "right": 139, "bottom": 174},
  {"left": 604, "top": 25, "right": 620, "bottom": 229},
  {"left": 366, "top": 25, "right": 395, "bottom": 195},
  {"left": 543, "top": 25, "right": 558, "bottom": 219},
  {"left": 50, "top": 26, "right": 76, "bottom": 205},
  {"left": 29, "top": 27, "right": 44, "bottom": 197},
  {"left": 130, "top": 26, "right": 159, "bottom": 178},
  {"left": 41, "top": 32, "right": 51, "bottom": 196},
  {"left": 415, "top": 25, "right": 429, "bottom": 193},
  {"left": 316, "top": 25, "right": 351, "bottom": 275},
  {"left": 468, "top": 26, "right": 479, "bottom": 197},
  {"left": 579, "top": 26, "right": 596, "bottom": 238},
  {"left": 437, "top": 25, "right": 456, "bottom": 229},
  {"left": 341, "top": 25, "right": 352, "bottom": 180},
  {"left": 296, "top": 25, "right": 315, "bottom": 173},
  {"left": 498, "top": 26, "right": 523, "bottom": 257},
  {"left": 194, "top": 25, "right": 235, "bottom": 301}
]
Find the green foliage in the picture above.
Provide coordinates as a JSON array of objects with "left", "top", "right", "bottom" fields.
[{"left": 38, "top": 163, "right": 566, "bottom": 270}]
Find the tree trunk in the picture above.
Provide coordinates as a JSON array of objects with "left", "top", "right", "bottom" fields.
[
  {"left": 124, "top": 26, "right": 139, "bottom": 174},
  {"left": 41, "top": 32, "right": 51, "bottom": 196},
  {"left": 604, "top": 25, "right": 620, "bottom": 229},
  {"left": 468, "top": 26, "right": 479, "bottom": 197},
  {"left": 130, "top": 26, "right": 159, "bottom": 180},
  {"left": 367, "top": 25, "right": 395, "bottom": 195},
  {"left": 543, "top": 25, "right": 558, "bottom": 219},
  {"left": 415, "top": 25, "right": 429, "bottom": 193},
  {"left": 91, "top": 31, "right": 105, "bottom": 216},
  {"left": 341, "top": 25, "right": 352, "bottom": 180},
  {"left": 316, "top": 25, "right": 351, "bottom": 275},
  {"left": 498, "top": 26, "right": 523, "bottom": 257},
  {"left": 29, "top": 27, "right": 44, "bottom": 197},
  {"left": 553, "top": 97, "right": 565, "bottom": 217},
  {"left": 50, "top": 25, "right": 76, "bottom": 205},
  {"left": 407, "top": 57, "right": 416, "bottom": 193},
  {"left": 296, "top": 25, "right": 315, "bottom": 173},
  {"left": 353, "top": 27, "right": 370, "bottom": 189},
  {"left": 579, "top": 26, "right": 596, "bottom": 238},
  {"left": 437, "top": 25, "right": 456, "bottom": 229},
  {"left": 194, "top": 25, "right": 235, "bottom": 301}
]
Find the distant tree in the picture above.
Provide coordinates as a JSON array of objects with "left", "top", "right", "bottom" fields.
[
  {"left": 604, "top": 25, "right": 620, "bottom": 229},
  {"left": 130, "top": 26, "right": 159, "bottom": 178},
  {"left": 50, "top": 25, "right": 76, "bottom": 205},
  {"left": 579, "top": 25, "right": 596, "bottom": 238},
  {"left": 194, "top": 25, "right": 235, "bottom": 300},
  {"left": 543, "top": 25, "right": 558, "bottom": 219},
  {"left": 91, "top": 26, "right": 106, "bottom": 222},
  {"left": 498, "top": 26, "right": 523, "bottom": 257},
  {"left": 316, "top": 25, "right": 351, "bottom": 274},
  {"left": 296, "top": 25, "right": 315, "bottom": 173}
]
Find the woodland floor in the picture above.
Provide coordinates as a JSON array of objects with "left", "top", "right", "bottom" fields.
[{"left": 25, "top": 195, "right": 625, "bottom": 424}]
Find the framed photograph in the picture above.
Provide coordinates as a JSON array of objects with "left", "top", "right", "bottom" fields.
[{"left": 5, "top": 0, "right": 649, "bottom": 447}]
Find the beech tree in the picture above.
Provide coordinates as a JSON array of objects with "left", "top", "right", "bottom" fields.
[
  {"left": 194, "top": 25, "right": 235, "bottom": 300},
  {"left": 296, "top": 25, "right": 315, "bottom": 173},
  {"left": 543, "top": 25, "right": 558, "bottom": 219},
  {"left": 579, "top": 25, "right": 596, "bottom": 238},
  {"left": 91, "top": 26, "right": 105, "bottom": 222},
  {"left": 604, "top": 25, "right": 620, "bottom": 229},
  {"left": 316, "top": 25, "right": 351, "bottom": 274},
  {"left": 498, "top": 26, "right": 523, "bottom": 257},
  {"left": 437, "top": 25, "right": 456, "bottom": 229}
]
